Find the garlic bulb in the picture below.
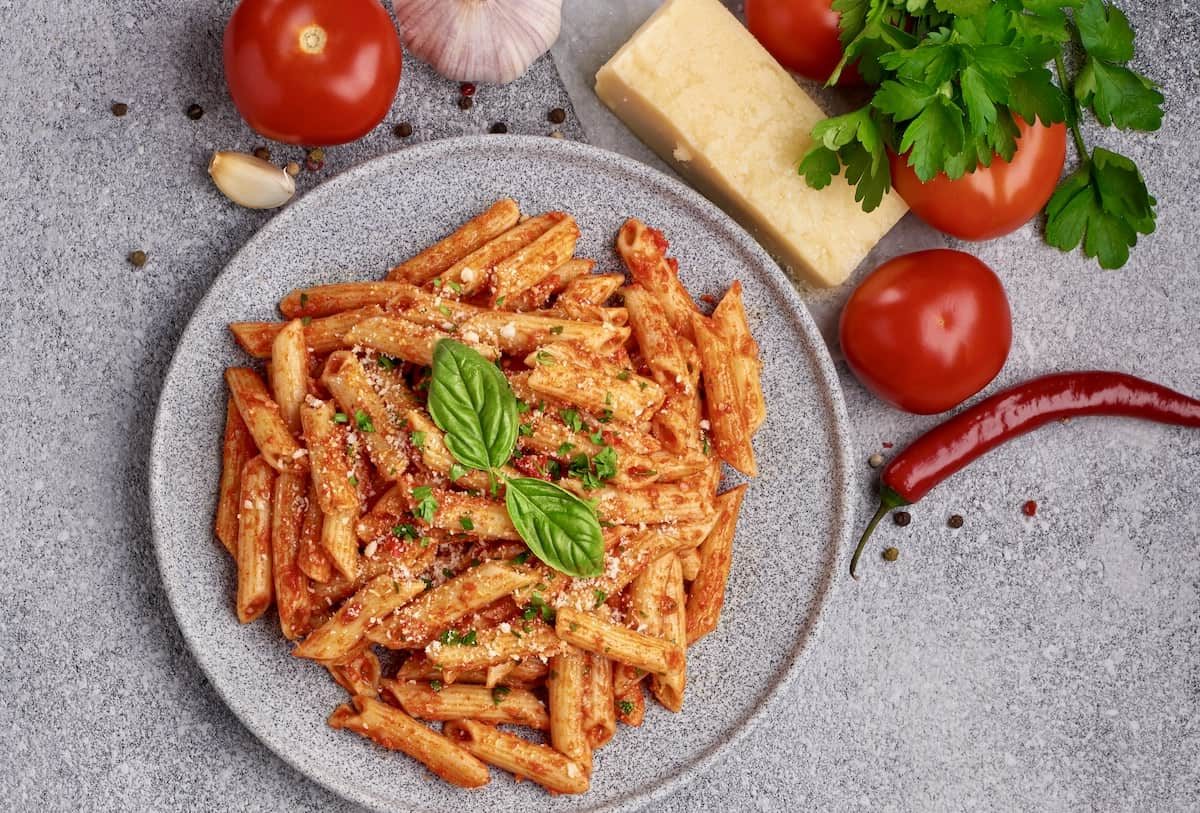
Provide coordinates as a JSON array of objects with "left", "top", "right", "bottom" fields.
[
  {"left": 208, "top": 151, "right": 295, "bottom": 210},
  {"left": 393, "top": 0, "right": 562, "bottom": 85}
]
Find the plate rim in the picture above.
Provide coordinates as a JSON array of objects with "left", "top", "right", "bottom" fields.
[{"left": 149, "top": 134, "right": 852, "bottom": 813}]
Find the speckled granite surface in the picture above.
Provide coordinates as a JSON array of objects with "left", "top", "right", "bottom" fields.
[{"left": 2, "top": 0, "right": 1198, "bottom": 811}]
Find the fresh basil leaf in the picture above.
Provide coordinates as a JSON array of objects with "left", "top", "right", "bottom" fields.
[
  {"left": 428, "top": 339, "right": 518, "bottom": 471},
  {"left": 504, "top": 477, "right": 604, "bottom": 578}
]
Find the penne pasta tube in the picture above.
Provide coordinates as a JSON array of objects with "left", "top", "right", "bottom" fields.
[
  {"left": 383, "top": 679, "right": 550, "bottom": 730},
  {"left": 236, "top": 455, "right": 276, "bottom": 623},
  {"left": 548, "top": 645, "right": 592, "bottom": 771},
  {"left": 686, "top": 486, "right": 746, "bottom": 645},
  {"left": 691, "top": 312, "right": 757, "bottom": 477},
  {"left": 484, "top": 661, "right": 516, "bottom": 688},
  {"left": 444, "top": 720, "right": 589, "bottom": 795},
  {"left": 501, "top": 258, "right": 594, "bottom": 312},
  {"left": 711, "top": 281, "right": 765, "bottom": 432},
  {"left": 426, "top": 622, "right": 563, "bottom": 672},
  {"left": 299, "top": 396, "right": 359, "bottom": 516},
  {"left": 581, "top": 653, "right": 617, "bottom": 748},
  {"left": 487, "top": 217, "right": 581, "bottom": 305},
  {"left": 270, "top": 319, "right": 309, "bottom": 436},
  {"left": 524, "top": 343, "right": 664, "bottom": 424},
  {"left": 225, "top": 367, "right": 308, "bottom": 474},
  {"left": 384, "top": 284, "right": 485, "bottom": 329},
  {"left": 329, "top": 695, "right": 491, "bottom": 789},
  {"left": 320, "top": 510, "right": 359, "bottom": 582},
  {"left": 369, "top": 561, "right": 538, "bottom": 648},
  {"left": 230, "top": 305, "right": 385, "bottom": 359},
  {"left": 678, "top": 547, "right": 702, "bottom": 581},
  {"left": 401, "top": 410, "right": 494, "bottom": 493},
  {"left": 272, "top": 471, "right": 311, "bottom": 640},
  {"left": 297, "top": 479, "right": 333, "bottom": 583},
  {"left": 614, "top": 676, "right": 645, "bottom": 727},
  {"left": 328, "top": 648, "right": 382, "bottom": 697},
  {"left": 556, "top": 273, "right": 625, "bottom": 307},
  {"left": 280, "top": 281, "right": 411, "bottom": 319},
  {"left": 388, "top": 198, "right": 522, "bottom": 284},
  {"left": 555, "top": 607, "right": 684, "bottom": 678},
  {"left": 320, "top": 351, "right": 408, "bottom": 480},
  {"left": 395, "top": 653, "right": 549, "bottom": 688},
  {"left": 434, "top": 212, "right": 565, "bottom": 295},
  {"left": 215, "top": 396, "right": 257, "bottom": 556},
  {"left": 623, "top": 283, "right": 688, "bottom": 387},
  {"left": 294, "top": 574, "right": 426, "bottom": 662},
  {"left": 588, "top": 480, "right": 714, "bottom": 526},
  {"left": 616, "top": 219, "right": 698, "bottom": 342},
  {"left": 429, "top": 491, "right": 521, "bottom": 541},
  {"left": 345, "top": 316, "right": 499, "bottom": 366},
  {"left": 650, "top": 555, "right": 687, "bottom": 712},
  {"left": 355, "top": 483, "right": 408, "bottom": 543},
  {"left": 545, "top": 303, "right": 629, "bottom": 326},
  {"left": 459, "top": 310, "right": 628, "bottom": 356}
]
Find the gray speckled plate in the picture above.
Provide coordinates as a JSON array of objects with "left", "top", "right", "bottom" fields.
[{"left": 149, "top": 136, "right": 851, "bottom": 812}]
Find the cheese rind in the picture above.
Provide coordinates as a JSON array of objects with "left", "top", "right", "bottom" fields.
[{"left": 595, "top": 0, "right": 907, "bottom": 288}]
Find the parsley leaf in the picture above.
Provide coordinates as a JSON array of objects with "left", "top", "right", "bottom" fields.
[
  {"left": 355, "top": 410, "right": 374, "bottom": 433},
  {"left": 559, "top": 409, "right": 582, "bottom": 433},
  {"left": 1074, "top": 58, "right": 1163, "bottom": 132},
  {"left": 412, "top": 485, "right": 438, "bottom": 523}
]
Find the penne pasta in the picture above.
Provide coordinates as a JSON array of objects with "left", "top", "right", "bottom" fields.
[
  {"left": 502, "top": 257, "right": 594, "bottom": 312},
  {"left": 426, "top": 621, "right": 563, "bottom": 672},
  {"left": 589, "top": 480, "right": 715, "bottom": 526},
  {"left": 271, "top": 471, "right": 311, "bottom": 640},
  {"left": 686, "top": 486, "right": 746, "bottom": 644},
  {"left": 678, "top": 547, "right": 702, "bottom": 581},
  {"left": 548, "top": 645, "right": 592, "bottom": 772},
  {"left": 555, "top": 607, "right": 684, "bottom": 678},
  {"left": 426, "top": 490, "right": 521, "bottom": 541},
  {"left": 270, "top": 319, "right": 309, "bottom": 436},
  {"left": 300, "top": 396, "right": 360, "bottom": 516},
  {"left": 581, "top": 652, "right": 617, "bottom": 748},
  {"left": 623, "top": 283, "right": 688, "bottom": 386},
  {"left": 434, "top": 212, "right": 565, "bottom": 294},
  {"left": 650, "top": 554, "right": 687, "bottom": 712},
  {"left": 444, "top": 720, "right": 589, "bottom": 795},
  {"left": 388, "top": 198, "right": 521, "bottom": 284},
  {"left": 614, "top": 676, "right": 646, "bottom": 727},
  {"left": 236, "top": 455, "right": 276, "bottom": 623},
  {"left": 280, "top": 281, "right": 412, "bottom": 319},
  {"left": 488, "top": 216, "right": 581, "bottom": 305},
  {"left": 524, "top": 343, "right": 664, "bottom": 424},
  {"left": 230, "top": 305, "right": 386, "bottom": 359},
  {"left": 330, "top": 695, "right": 491, "bottom": 789},
  {"left": 320, "top": 351, "right": 408, "bottom": 480},
  {"left": 328, "top": 648, "right": 382, "bottom": 698},
  {"left": 556, "top": 273, "right": 625, "bottom": 307},
  {"left": 691, "top": 313, "right": 757, "bottom": 477},
  {"left": 395, "top": 653, "right": 549, "bottom": 688},
  {"left": 711, "top": 281, "right": 766, "bottom": 432},
  {"left": 383, "top": 679, "right": 550, "bottom": 730},
  {"left": 616, "top": 218, "right": 698, "bottom": 342},
  {"left": 459, "top": 310, "right": 628, "bottom": 356},
  {"left": 297, "top": 479, "right": 333, "bottom": 583},
  {"left": 345, "top": 316, "right": 499, "bottom": 366},
  {"left": 294, "top": 574, "right": 426, "bottom": 662},
  {"left": 215, "top": 396, "right": 257, "bottom": 556},
  {"left": 225, "top": 367, "right": 308, "bottom": 474}
]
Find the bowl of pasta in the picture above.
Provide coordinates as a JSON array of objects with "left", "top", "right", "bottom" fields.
[{"left": 150, "top": 135, "right": 852, "bottom": 811}]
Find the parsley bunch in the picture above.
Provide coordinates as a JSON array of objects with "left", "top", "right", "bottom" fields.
[{"left": 799, "top": 0, "right": 1163, "bottom": 268}]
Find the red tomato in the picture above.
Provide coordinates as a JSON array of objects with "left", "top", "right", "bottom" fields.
[
  {"left": 224, "top": 0, "right": 402, "bottom": 146},
  {"left": 890, "top": 118, "right": 1067, "bottom": 241},
  {"left": 745, "top": 0, "right": 861, "bottom": 84},
  {"left": 840, "top": 250, "right": 1012, "bottom": 415}
]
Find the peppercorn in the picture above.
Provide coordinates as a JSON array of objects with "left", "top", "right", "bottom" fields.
[
  {"left": 128, "top": 250, "right": 147, "bottom": 268},
  {"left": 948, "top": 514, "right": 964, "bottom": 529},
  {"left": 460, "top": 82, "right": 476, "bottom": 97},
  {"left": 285, "top": 162, "right": 300, "bottom": 177},
  {"left": 253, "top": 146, "right": 270, "bottom": 161},
  {"left": 882, "top": 547, "right": 900, "bottom": 562},
  {"left": 305, "top": 158, "right": 323, "bottom": 172},
  {"left": 868, "top": 453, "right": 884, "bottom": 469},
  {"left": 1023, "top": 500, "right": 1038, "bottom": 517},
  {"left": 111, "top": 102, "right": 128, "bottom": 117},
  {"left": 186, "top": 103, "right": 204, "bottom": 120},
  {"left": 394, "top": 122, "right": 413, "bottom": 138},
  {"left": 548, "top": 107, "right": 567, "bottom": 124},
  {"left": 490, "top": 122, "right": 508, "bottom": 134},
  {"left": 893, "top": 511, "right": 911, "bottom": 527},
  {"left": 458, "top": 96, "right": 474, "bottom": 110}
]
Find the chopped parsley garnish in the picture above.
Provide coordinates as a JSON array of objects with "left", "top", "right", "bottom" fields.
[
  {"left": 517, "top": 423, "right": 533, "bottom": 437},
  {"left": 432, "top": 278, "right": 443, "bottom": 289},
  {"left": 557, "top": 442, "right": 575, "bottom": 456},
  {"left": 599, "top": 408, "right": 613, "bottom": 423},
  {"left": 448, "top": 463, "right": 467, "bottom": 482},
  {"left": 638, "top": 381, "right": 648, "bottom": 391},
  {"left": 593, "top": 589, "right": 608, "bottom": 608},
  {"left": 511, "top": 551, "right": 531, "bottom": 565},
  {"left": 347, "top": 475, "right": 358, "bottom": 487},
  {"left": 446, "top": 280, "right": 463, "bottom": 294},
  {"left": 409, "top": 430, "right": 426, "bottom": 449},
  {"left": 618, "top": 699, "right": 635, "bottom": 715},
  {"left": 301, "top": 316, "right": 312, "bottom": 327},
  {"left": 393, "top": 523, "right": 418, "bottom": 540},
  {"left": 299, "top": 292, "right": 309, "bottom": 308},
  {"left": 430, "top": 679, "right": 443, "bottom": 692},
  {"left": 593, "top": 445, "right": 618, "bottom": 481},
  {"left": 412, "top": 485, "right": 438, "bottom": 523},
  {"left": 495, "top": 296, "right": 506, "bottom": 307},
  {"left": 355, "top": 410, "right": 374, "bottom": 433},
  {"left": 535, "top": 350, "right": 556, "bottom": 366},
  {"left": 604, "top": 391, "right": 613, "bottom": 405},
  {"left": 617, "top": 370, "right": 631, "bottom": 381},
  {"left": 459, "top": 515, "right": 475, "bottom": 531},
  {"left": 559, "top": 409, "right": 582, "bottom": 432},
  {"left": 332, "top": 411, "right": 349, "bottom": 424},
  {"left": 437, "top": 628, "right": 478, "bottom": 646},
  {"left": 442, "top": 567, "right": 456, "bottom": 579},
  {"left": 527, "top": 593, "right": 556, "bottom": 624},
  {"left": 549, "top": 325, "right": 564, "bottom": 335},
  {"left": 515, "top": 399, "right": 530, "bottom": 414},
  {"left": 589, "top": 430, "right": 604, "bottom": 445},
  {"left": 420, "top": 536, "right": 432, "bottom": 548},
  {"left": 491, "top": 686, "right": 511, "bottom": 705},
  {"left": 377, "top": 354, "right": 399, "bottom": 371}
]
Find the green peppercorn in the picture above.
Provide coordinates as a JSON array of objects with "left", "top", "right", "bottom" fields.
[
  {"left": 893, "top": 511, "right": 911, "bottom": 527},
  {"left": 111, "top": 102, "right": 128, "bottom": 117},
  {"left": 128, "top": 250, "right": 147, "bottom": 268},
  {"left": 882, "top": 547, "right": 900, "bottom": 562},
  {"left": 186, "top": 103, "right": 204, "bottom": 120}
]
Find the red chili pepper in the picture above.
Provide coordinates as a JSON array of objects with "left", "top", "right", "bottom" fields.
[{"left": 851, "top": 371, "right": 1200, "bottom": 578}]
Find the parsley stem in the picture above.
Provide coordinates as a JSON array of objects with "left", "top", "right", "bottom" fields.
[{"left": 1054, "top": 55, "right": 1088, "bottom": 157}]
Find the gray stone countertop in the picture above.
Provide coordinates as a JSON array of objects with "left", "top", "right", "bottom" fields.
[{"left": 2, "top": 0, "right": 1198, "bottom": 810}]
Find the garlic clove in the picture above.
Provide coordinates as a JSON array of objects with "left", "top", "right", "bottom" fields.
[
  {"left": 393, "top": 0, "right": 562, "bottom": 85},
  {"left": 208, "top": 151, "right": 296, "bottom": 210}
]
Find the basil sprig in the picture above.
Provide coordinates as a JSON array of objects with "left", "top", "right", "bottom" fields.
[
  {"left": 427, "top": 339, "right": 604, "bottom": 578},
  {"left": 504, "top": 478, "right": 605, "bottom": 578},
  {"left": 428, "top": 339, "right": 518, "bottom": 471}
]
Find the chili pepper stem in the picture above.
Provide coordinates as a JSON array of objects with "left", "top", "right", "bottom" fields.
[{"left": 850, "top": 486, "right": 908, "bottom": 579}]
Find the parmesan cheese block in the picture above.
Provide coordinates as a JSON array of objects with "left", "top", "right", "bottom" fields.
[{"left": 595, "top": 0, "right": 907, "bottom": 288}]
